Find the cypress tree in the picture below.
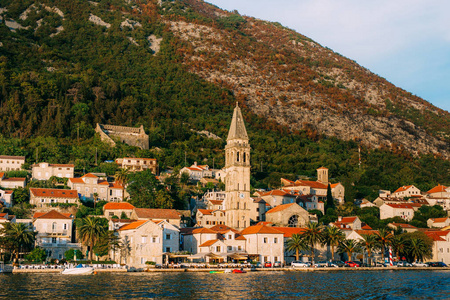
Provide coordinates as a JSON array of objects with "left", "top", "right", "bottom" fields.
[{"left": 326, "top": 183, "right": 335, "bottom": 212}]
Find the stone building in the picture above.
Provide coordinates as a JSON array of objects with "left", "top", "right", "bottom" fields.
[
  {"left": 30, "top": 188, "right": 79, "bottom": 208},
  {"left": 33, "top": 210, "right": 80, "bottom": 260},
  {"left": 68, "top": 173, "right": 124, "bottom": 202},
  {"left": 264, "top": 203, "right": 309, "bottom": 227},
  {"left": 95, "top": 123, "right": 149, "bottom": 149},
  {"left": 116, "top": 157, "right": 158, "bottom": 174},
  {"left": 32, "top": 162, "right": 74, "bottom": 180},
  {"left": 0, "top": 155, "right": 25, "bottom": 171}
]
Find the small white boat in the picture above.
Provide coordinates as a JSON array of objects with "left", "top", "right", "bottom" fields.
[{"left": 62, "top": 264, "right": 94, "bottom": 275}]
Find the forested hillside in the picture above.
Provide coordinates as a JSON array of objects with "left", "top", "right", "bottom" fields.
[{"left": 0, "top": 0, "right": 449, "bottom": 201}]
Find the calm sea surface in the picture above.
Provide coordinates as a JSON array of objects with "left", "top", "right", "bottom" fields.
[{"left": 0, "top": 270, "right": 449, "bottom": 299}]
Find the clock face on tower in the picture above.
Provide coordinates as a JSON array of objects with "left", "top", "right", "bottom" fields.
[{"left": 239, "top": 193, "right": 244, "bottom": 198}]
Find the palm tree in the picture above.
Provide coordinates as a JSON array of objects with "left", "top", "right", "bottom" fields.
[
  {"left": 338, "top": 239, "right": 360, "bottom": 261},
  {"left": 324, "top": 226, "right": 345, "bottom": 261},
  {"left": 407, "top": 238, "right": 431, "bottom": 262},
  {"left": 359, "top": 234, "right": 380, "bottom": 266},
  {"left": 78, "top": 217, "right": 106, "bottom": 261},
  {"left": 376, "top": 228, "right": 393, "bottom": 262},
  {"left": 390, "top": 235, "right": 406, "bottom": 261},
  {"left": 285, "top": 233, "right": 310, "bottom": 261},
  {"left": 1, "top": 223, "right": 35, "bottom": 262},
  {"left": 301, "top": 222, "right": 325, "bottom": 265},
  {"left": 115, "top": 168, "right": 130, "bottom": 186}
]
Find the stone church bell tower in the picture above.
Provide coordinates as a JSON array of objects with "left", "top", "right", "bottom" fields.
[{"left": 224, "top": 103, "right": 251, "bottom": 230}]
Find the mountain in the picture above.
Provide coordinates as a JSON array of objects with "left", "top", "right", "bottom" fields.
[{"left": 0, "top": 0, "right": 449, "bottom": 198}]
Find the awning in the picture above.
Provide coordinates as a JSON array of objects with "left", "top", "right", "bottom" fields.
[
  {"left": 206, "top": 252, "right": 228, "bottom": 258},
  {"left": 228, "top": 253, "right": 248, "bottom": 260},
  {"left": 187, "top": 253, "right": 208, "bottom": 260}
]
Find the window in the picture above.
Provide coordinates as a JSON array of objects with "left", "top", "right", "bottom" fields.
[
  {"left": 274, "top": 238, "right": 278, "bottom": 243},
  {"left": 264, "top": 256, "right": 268, "bottom": 262},
  {"left": 228, "top": 235, "right": 232, "bottom": 239},
  {"left": 142, "top": 236, "right": 147, "bottom": 243},
  {"left": 109, "top": 212, "right": 114, "bottom": 216},
  {"left": 165, "top": 247, "right": 171, "bottom": 252},
  {"left": 165, "top": 234, "right": 171, "bottom": 240},
  {"left": 93, "top": 188, "right": 97, "bottom": 193},
  {"left": 52, "top": 222, "right": 57, "bottom": 231},
  {"left": 63, "top": 224, "right": 67, "bottom": 230},
  {"left": 228, "top": 246, "right": 232, "bottom": 251},
  {"left": 263, "top": 237, "right": 267, "bottom": 243},
  {"left": 216, "top": 246, "right": 221, "bottom": 252},
  {"left": 52, "top": 237, "right": 57, "bottom": 244},
  {"left": 152, "top": 237, "right": 156, "bottom": 243}
]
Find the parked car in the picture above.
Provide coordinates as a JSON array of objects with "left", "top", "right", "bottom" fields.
[
  {"left": 375, "top": 262, "right": 388, "bottom": 267},
  {"left": 329, "top": 261, "right": 345, "bottom": 268},
  {"left": 273, "top": 261, "right": 282, "bottom": 268},
  {"left": 264, "top": 262, "right": 272, "bottom": 268},
  {"left": 291, "top": 261, "right": 311, "bottom": 268},
  {"left": 314, "top": 261, "right": 328, "bottom": 268},
  {"left": 345, "top": 261, "right": 361, "bottom": 267},
  {"left": 412, "top": 262, "right": 429, "bottom": 267},
  {"left": 427, "top": 262, "right": 448, "bottom": 267},
  {"left": 396, "top": 261, "right": 412, "bottom": 267},
  {"left": 254, "top": 262, "right": 263, "bottom": 268}
]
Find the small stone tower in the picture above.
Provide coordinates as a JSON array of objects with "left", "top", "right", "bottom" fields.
[
  {"left": 224, "top": 103, "right": 251, "bottom": 230},
  {"left": 317, "top": 167, "right": 329, "bottom": 184}
]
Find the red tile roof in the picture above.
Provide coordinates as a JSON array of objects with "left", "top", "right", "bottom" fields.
[
  {"left": 119, "top": 220, "right": 147, "bottom": 231},
  {"left": 317, "top": 167, "right": 328, "bottom": 170},
  {"left": 427, "top": 185, "right": 448, "bottom": 194},
  {"left": 272, "top": 227, "right": 306, "bottom": 238},
  {"left": 340, "top": 217, "right": 358, "bottom": 223},
  {"left": 0, "top": 172, "right": 4, "bottom": 178},
  {"left": 295, "top": 180, "right": 328, "bottom": 189},
  {"left": 134, "top": 208, "right": 181, "bottom": 220},
  {"left": 69, "top": 178, "right": 84, "bottom": 184},
  {"left": 199, "top": 239, "right": 220, "bottom": 247},
  {"left": 103, "top": 202, "right": 135, "bottom": 210},
  {"left": 393, "top": 185, "right": 414, "bottom": 193},
  {"left": 109, "top": 182, "right": 124, "bottom": 189},
  {"left": 259, "top": 190, "right": 296, "bottom": 197},
  {"left": 255, "top": 221, "right": 273, "bottom": 226},
  {"left": 0, "top": 155, "right": 25, "bottom": 160},
  {"left": 361, "top": 224, "right": 373, "bottom": 230},
  {"left": 82, "top": 173, "right": 99, "bottom": 178},
  {"left": 30, "top": 188, "right": 79, "bottom": 199},
  {"left": 390, "top": 223, "right": 417, "bottom": 229},
  {"left": 198, "top": 209, "right": 213, "bottom": 215},
  {"left": 266, "top": 203, "right": 297, "bottom": 214},
  {"left": 429, "top": 217, "right": 449, "bottom": 223},
  {"left": 1, "top": 177, "right": 26, "bottom": 181},
  {"left": 240, "top": 224, "right": 284, "bottom": 235},
  {"left": 209, "top": 200, "right": 223, "bottom": 205},
  {"left": 33, "top": 210, "right": 72, "bottom": 220},
  {"left": 209, "top": 224, "right": 237, "bottom": 233},
  {"left": 355, "top": 229, "right": 379, "bottom": 236}
]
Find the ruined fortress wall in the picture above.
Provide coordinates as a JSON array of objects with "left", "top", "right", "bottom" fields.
[
  {"left": 95, "top": 124, "right": 116, "bottom": 147},
  {"left": 96, "top": 124, "right": 149, "bottom": 149}
]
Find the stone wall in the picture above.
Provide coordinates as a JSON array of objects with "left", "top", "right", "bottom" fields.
[{"left": 95, "top": 123, "right": 149, "bottom": 149}]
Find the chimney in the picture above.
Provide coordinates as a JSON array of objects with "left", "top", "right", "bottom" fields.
[
  {"left": 338, "top": 216, "right": 342, "bottom": 222},
  {"left": 194, "top": 161, "right": 197, "bottom": 166}
]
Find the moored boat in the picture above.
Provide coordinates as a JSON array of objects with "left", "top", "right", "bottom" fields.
[
  {"left": 209, "top": 270, "right": 225, "bottom": 274},
  {"left": 61, "top": 264, "right": 94, "bottom": 275},
  {"left": 232, "top": 269, "right": 247, "bottom": 273}
]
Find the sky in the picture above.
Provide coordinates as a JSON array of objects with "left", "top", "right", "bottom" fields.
[{"left": 206, "top": 0, "right": 450, "bottom": 112}]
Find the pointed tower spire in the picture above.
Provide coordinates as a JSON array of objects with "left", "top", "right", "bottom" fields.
[{"left": 227, "top": 103, "right": 248, "bottom": 141}]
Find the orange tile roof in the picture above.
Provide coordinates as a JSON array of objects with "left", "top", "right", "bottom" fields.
[
  {"left": 109, "top": 182, "right": 124, "bottom": 189},
  {"left": 340, "top": 217, "right": 358, "bottom": 223},
  {"left": 295, "top": 180, "right": 328, "bottom": 189},
  {"left": 259, "top": 190, "right": 296, "bottom": 197},
  {"left": 0, "top": 172, "right": 4, "bottom": 178},
  {"left": 199, "top": 239, "right": 220, "bottom": 247},
  {"left": 317, "top": 167, "right": 328, "bottom": 170},
  {"left": 82, "top": 173, "right": 98, "bottom": 178},
  {"left": 255, "top": 221, "right": 273, "bottom": 226},
  {"left": 1, "top": 177, "right": 26, "bottom": 181},
  {"left": 390, "top": 223, "right": 417, "bottom": 229},
  {"left": 198, "top": 209, "right": 213, "bottom": 215},
  {"left": 209, "top": 224, "right": 236, "bottom": 233},
  {"left": 30, "top": 188, "right": 78, "bottom": 199},
  {"left": 209, "top": 200, "right": 223, "bottom": 205},
  {"left": 424, "top": 231, "right": 447, "bottom": 241},
  {"left": 361, "top": 225, "right": 373, "bottom": 230},
  {"left": 33, "top": 210, "right": 72, "bottom": 220},
  {"left": 235, "top": 235, "right": 246, "bottom": 240},
  {"left": 104, "top": 202, "right": 135, "bottom": 210},
  {"left": 272, "top": 227, "right": 306, "bottom": 238},
  {"left": 330, "top": 183, "right": 340, "bottom": 188},
  {"left": 393, "top": 185, "right": 414, "bottom": 193},
  {"left": 0, "top": 155, "right": 25, "bottom": 159},
  {"left": 430, "top": 217, "right": 449, "bottom": 223},
  {"left": 427, "top": 185, "right": 448, "bottom": 194},
  {"left": 240, "top": 224, "right": 284, "bottom": 235},
  {"left": 122, "top": 157, "right": 156, "bottom": 161},
  {"left": 119, "top": 220, "right": 147, "bottom": 231},
  {"left": 266, "top": 203, "right": 297, "bottom": 214},
  {"left": 69, "top": 178, "right": 84, "bottom": 183},
  {"left": 134, "top": 208, "right": 181, "bottom": 220}
]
